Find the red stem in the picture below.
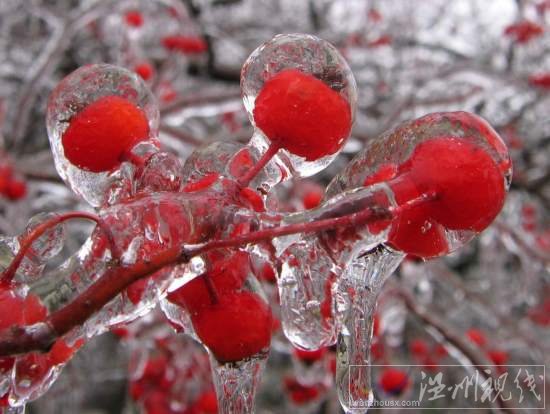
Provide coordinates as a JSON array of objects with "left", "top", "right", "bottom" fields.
[
  {"left": 237, "top": 143, "right": 280, "bottom": 188},
  {"left": 203, "top": 273, "right": 219, "bottom": 304},
  {"left": 1, "top": 211, "right": 114, "bottom": 284}
]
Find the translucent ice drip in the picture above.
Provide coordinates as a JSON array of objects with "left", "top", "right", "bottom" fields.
[
  {"left": 210, "top": 356, "right": 266, "bottom": 414},
  {"left": 274, "top": 185, "right": 394, "bottom": 351},
  {"left": 335, "top": 246, "right": 404, "bottom": 413},
  {"left": 279, "top": 239, "right": 340, "bottom": 350},
  {"left": 11, "top": 358, "right": 61, "bottom": 408}
]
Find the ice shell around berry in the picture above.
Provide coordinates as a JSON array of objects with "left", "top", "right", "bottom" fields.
[
  {"left": 241, "top": 33, "right": 357, "bottom": 178},
  {"left": 325, "top": 111, "right": 511, "bottom": 258},
  {"left": 61, "top": 95, "right": 150, "bottom": 173},
  {"left": 46, "top": 64, "right": 159, "bottom": 207}
]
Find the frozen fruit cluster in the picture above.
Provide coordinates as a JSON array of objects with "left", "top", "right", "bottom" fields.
[{"left": 0, "top": 33, "right": 510, "bottom": 414}]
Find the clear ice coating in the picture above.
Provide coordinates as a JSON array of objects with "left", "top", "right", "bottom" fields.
[
  {"left": 275, "top": 184, "right": 394, "bottom": 351},
  {"left": 46, "top": 64, "right": 159, "bottom": 207},
  {"left": 21, "top": 213, "right": 66, "bottom": 262},
  {"left": 278, "top": 239, "right": 339, "bottom": 350},
  {"left": 241, "top": 33, "right": 358, "bottom": 178},
  {"left": 181, "top": 140, "right": 282, "bottom": 193}
]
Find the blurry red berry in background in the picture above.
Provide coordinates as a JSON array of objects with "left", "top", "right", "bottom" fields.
[
  {"left": 135, "top": 62, "right": 154, "bottom": 81},
  {"left": 466, "top": 328, "right": 487, "bottom": 347},
  {"left": 379, "top": 368, "right": 409, "bottom": 396},
  {"left": 162, "top": 35, "right": 208, "bottom": 54},
  {"left": 528, "top": 73, "right": 550, "bottom": 89},
  {"left": 504, "top": 20, "right": 544, "bottom": 43},
  {"left": 125, "top": 10, "right": 144, "bottom": 27}
]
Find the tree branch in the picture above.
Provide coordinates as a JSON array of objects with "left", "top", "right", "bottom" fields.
[{"left": 0, "top": 194, "right": 421, "bottom": 357}]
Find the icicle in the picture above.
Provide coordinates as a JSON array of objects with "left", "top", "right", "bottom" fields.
[
  {"left": 210, "top": 356, "right": 266, "bottom": 414},
  {"left": 336, "top": 246, "right": 404, "bottom": 413}
]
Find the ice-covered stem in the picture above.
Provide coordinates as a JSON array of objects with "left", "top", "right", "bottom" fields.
[
  {"left": 0, "top": 242, "right": 184, "bottom": 356},
  {"left": 182, "top": 199, "right": 393, "bottom": 258},
  {"left": 185, "top": 191, "right": 435, "bottom": 259},
  {"left": 237, "top": 143, "right": 280, "bottom": 188},
  {"left": 0, "top": 194, "right": 431, "bottom": 357},
  {"left": 396, "top": 286, "right": 517, "bottom": 413},
  {"left": 1, "top": 211, "right": 114, "bottom": 283},
  {"left": 210, "top": 356, "right": 266, "bottom": 414},
  {"left": 336, "top": 249, "right": 404, "bottom": 413}
]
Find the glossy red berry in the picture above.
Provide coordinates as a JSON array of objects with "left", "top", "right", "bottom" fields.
[
  {"left": 253, "top": 69, "right": 352, "bottom": 161},
  {"left": 62, "top": 95, "right": 149, "bottom": 172},
  {"left": 388, "top": 137, "right": 506, "bottom": 257},
  {"left": 388, "top": 205, "right": 448, "bottom": 258},
  {"left": 191, "top": 291, "right": 272, "bottom": 363},
  {"left": 401, "top": 137, "right": 506, "bottom": 232},
  {"left": 167, "top": 251, "right": 249, "bottom": 314}
]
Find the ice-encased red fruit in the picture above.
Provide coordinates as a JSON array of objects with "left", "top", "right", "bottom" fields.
[
  {"left": 62, "top": 95, "right": 149, "bottom": 172},
  {"left": 191, "top": 291, "right": 272, "bottom": 363},
  {"left": 387, "top": 137, "right": 506, "bottom": 257},
  {"left": 253, "top": 69, "right": 351, "bottom": 161}
]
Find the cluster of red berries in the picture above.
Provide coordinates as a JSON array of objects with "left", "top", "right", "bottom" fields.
[
  {"left": 0, "top": 31, "right": 514, "bottom": 413},
  {"left": 51, "top": 58, "right": 510, "bottom": 372}
]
